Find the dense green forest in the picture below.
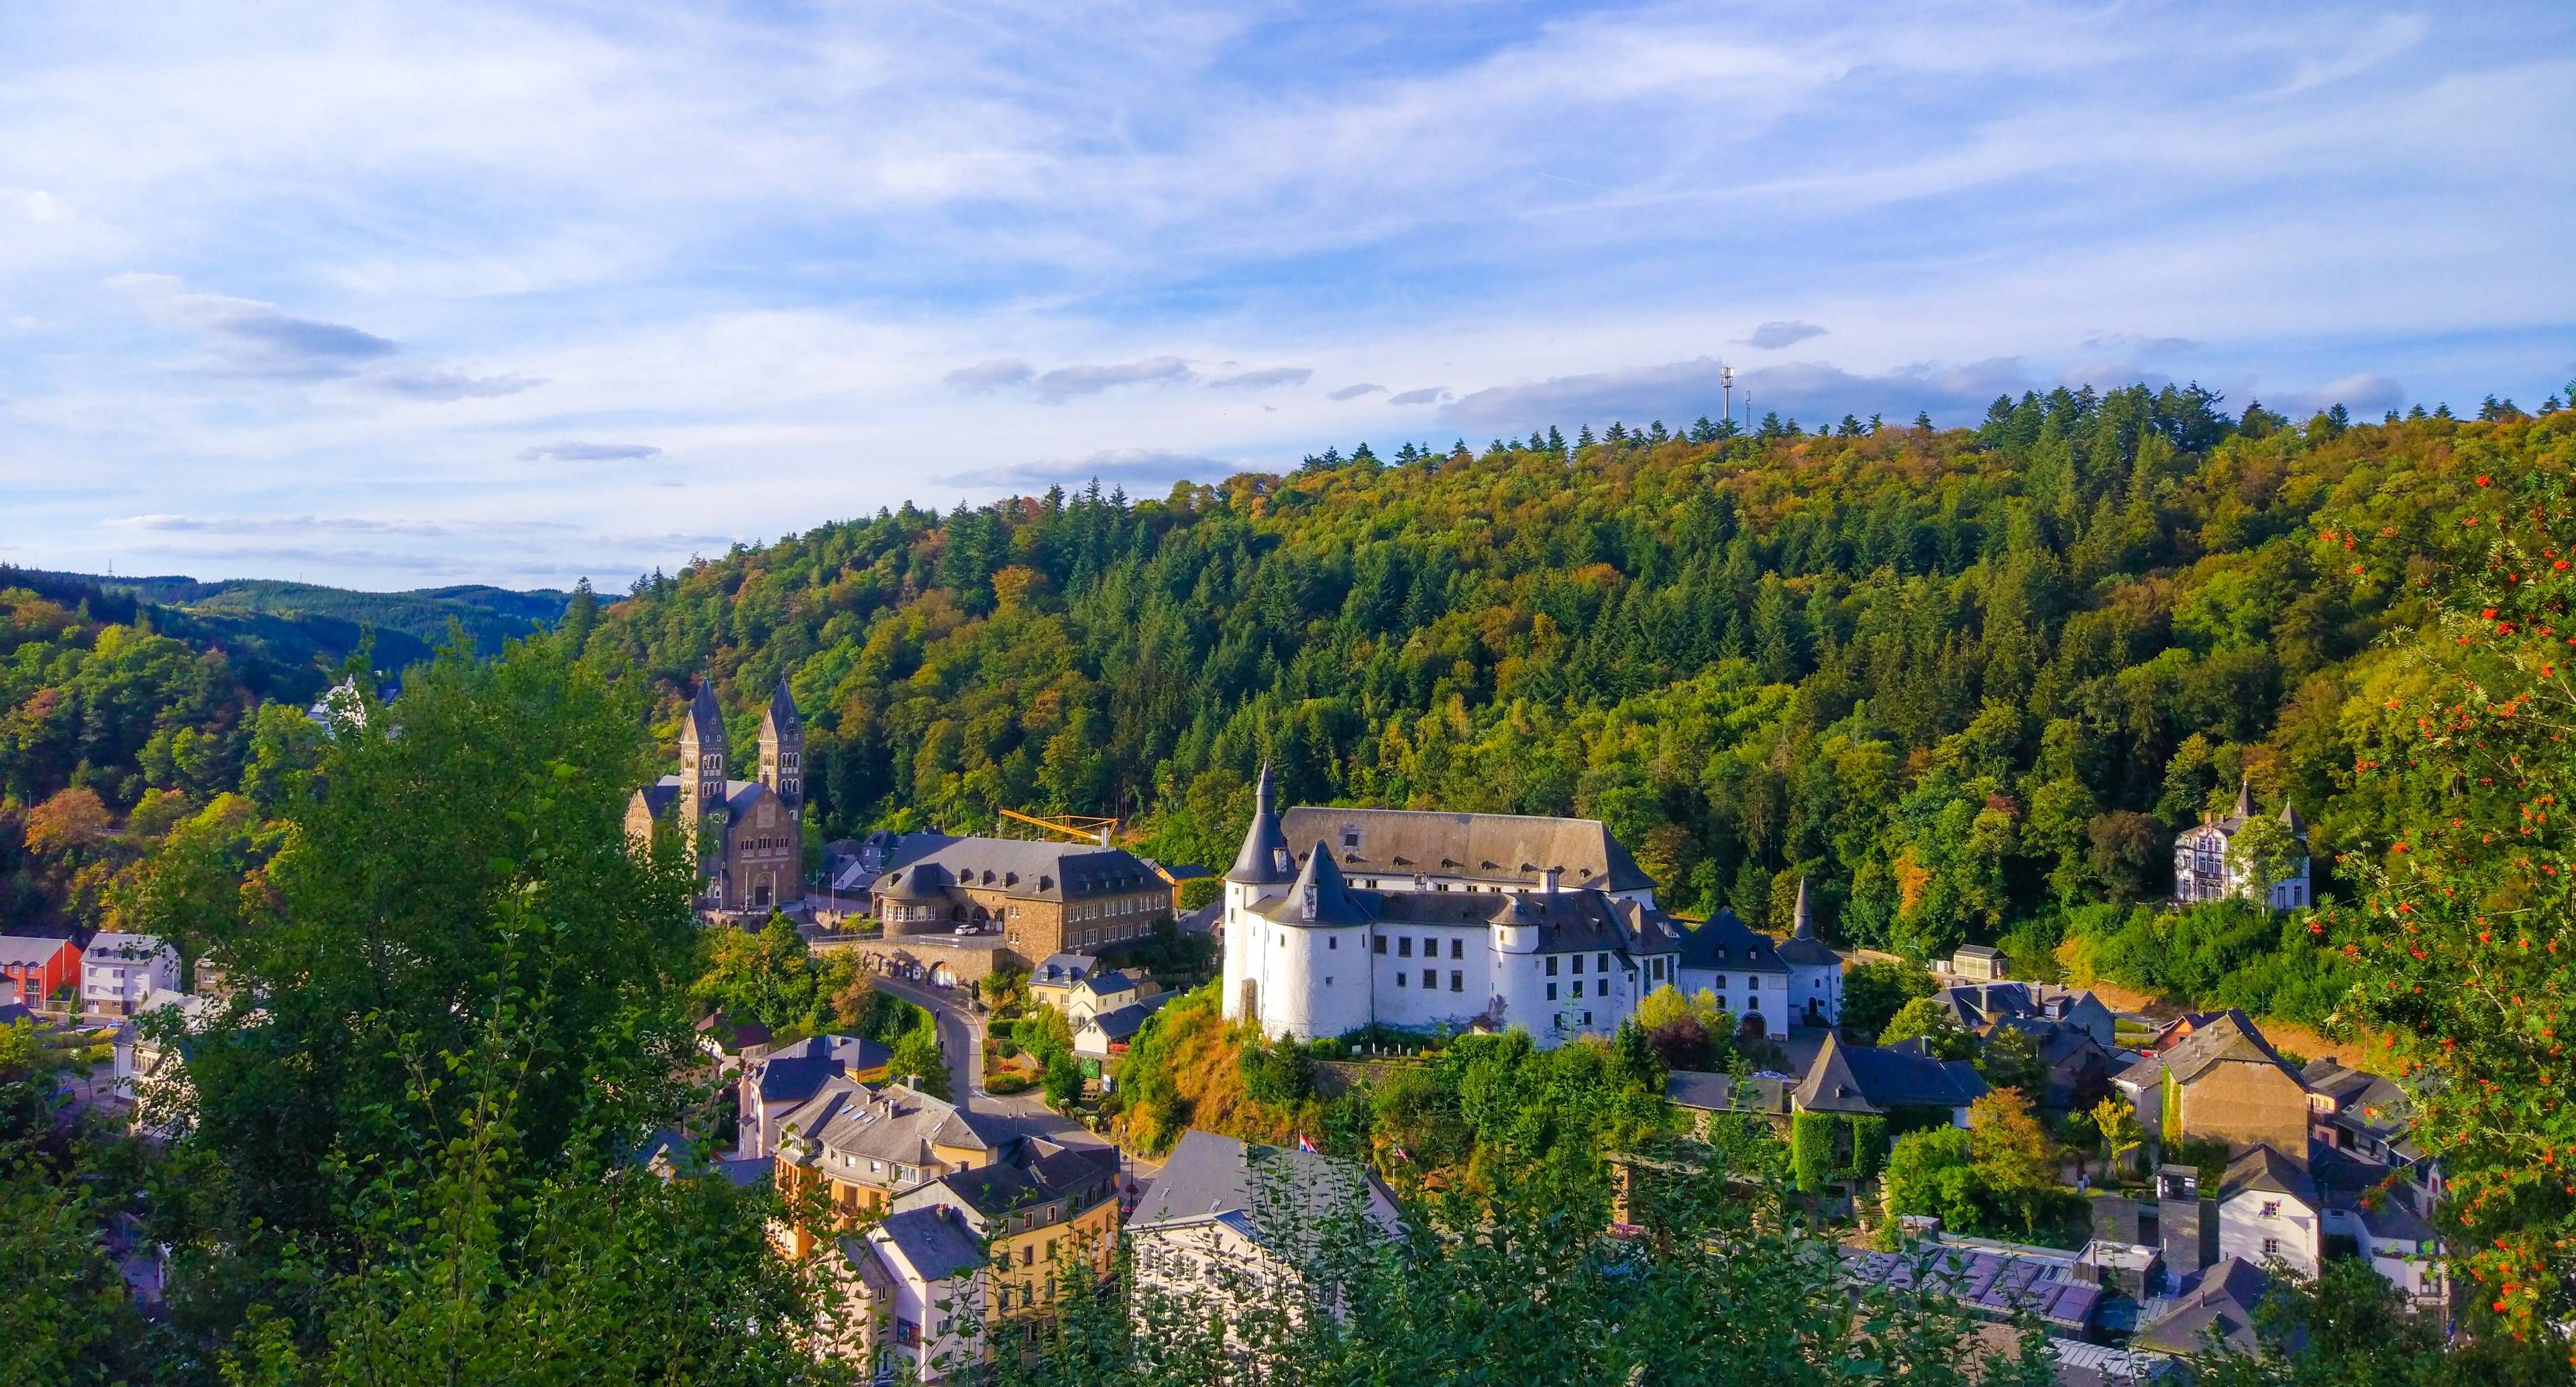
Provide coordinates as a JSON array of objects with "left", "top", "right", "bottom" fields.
[{"left": 585, "top": 392, "right": 2564, "bottom": 994}]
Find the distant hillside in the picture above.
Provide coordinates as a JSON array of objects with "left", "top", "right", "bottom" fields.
[{"left": 68, "top": 575, "right": 570, "bottom": 657}]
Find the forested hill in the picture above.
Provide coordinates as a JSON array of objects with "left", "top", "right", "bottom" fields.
[{"left": 589, "top": 388, "right": 2568, "bottom": 973}]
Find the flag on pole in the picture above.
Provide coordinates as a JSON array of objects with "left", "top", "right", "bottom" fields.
[{"left": 1297, "top": 1134, "right": 1316, "bottom": 1153}]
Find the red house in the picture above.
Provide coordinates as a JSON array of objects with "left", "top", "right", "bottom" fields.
[{"left": 0, "top": 936, "right": 81, "bottom": 1009}]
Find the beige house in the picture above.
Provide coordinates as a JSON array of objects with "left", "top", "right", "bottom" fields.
[
  {"left": 2114, "top": 1008, "right": 2309, "bottom": 1158},
  {"left": 871, "top": 839, "right": 1171, "bottom": 969},
  {"left": 770, "top": 1078, "right": 1013, "bottom": 1258}
]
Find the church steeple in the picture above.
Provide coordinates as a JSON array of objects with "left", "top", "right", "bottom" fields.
[
  {"left": 759, "top": 677, "right": 803, "bottom": 822},
  {"left": 1226, "top": 761, "right": 1293, "bottom": 885},
  {"left": 1792, "top": 876, "right": 1815, "bottom": 940},
  {"left": 678, "top": 680, "right": 728, "bottom": 832}
]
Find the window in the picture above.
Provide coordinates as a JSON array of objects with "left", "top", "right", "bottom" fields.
[
  {"left": 1583, "top": 1011, "right": 1594, "bottom": 1025},
  {"left": 1396, "top": 970, "right": 1407, "bottom": 987},
  {"left": 1450, "top": 938, "right": 1463, "bottom": 960},
  {"left": 1328, "top": 936, "right": 1338, "bottom": 950},
  {"left": 1597, "top": 952, "right": 1609, "bottom": 971},
  {"left": 1419, "top": 936, "right": 1434, "bottom": 956},
  {"left": 1546, "top": 956, "right": 1559, "bottom": 977},
  {"left": 1421, "top": 968, "right": 1436, "bottom": 990},
  {"left": 1450, "top": 970, "right": 1464, "bottom": 993},
  {"left": 1399, "top": 938, "right": 1413, "bottom": 958},
  {"left": 1571, "top": 955, "right": 1584, "bottom": 975},
  {"left": 1546, "top": 983, "right": 1558, "bottom": 1001},
  {"left": 1343, "top": 829, "right": 1360, "bottom": 848},
  {"left": 1374, "top": 935, "right": 1387, "bottom": 954},
  {"left": 2262, "top": 1237, "right": 2280, "bottom": 1256},
  {"left": 2261, "top": 1201, "right": 2282, "bottom": 1218},
  {"left": 1573, "top": 981, "right": 1585, "bottom": 998}
]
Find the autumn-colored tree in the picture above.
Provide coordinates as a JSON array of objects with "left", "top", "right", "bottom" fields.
[
  {"left": 1968, "top": 1087, "right": 2057, "bottom": 1234},
  {"left": 2323, "top": 431, "right": 2576, "bottom": 1346},
  {"left": 23, "top": 785, "right": 112, "bottom": 858}
]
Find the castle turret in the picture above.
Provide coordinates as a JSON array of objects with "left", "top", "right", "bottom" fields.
[
  {"left": 759, "top": 677, "right": 803, "bottom": 822},
  {"left": 1226, "top": 762, "right": 1293, "bottom": 888},
  {"left": 2233, "top": 774, "right": 2254, "bottom": 821},
  {"left": 1792, "top": 876, "right": 1814, "bottom": 940},
  {"left": 1285, "top": 839, "right": 1368, "bottom": 926}
]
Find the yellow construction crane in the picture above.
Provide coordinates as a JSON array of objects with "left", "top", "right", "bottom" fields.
[{"left": 997, "top": 808, "right": 1118, "bottom": 846}]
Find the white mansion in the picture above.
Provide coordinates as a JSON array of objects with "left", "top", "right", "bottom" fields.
[
  {"left": 1222, "top": 767, "right": 1772, "bottom": 1046},
  {"left": 2173, "top": 778, "right": 2311, "bottom": 910}
]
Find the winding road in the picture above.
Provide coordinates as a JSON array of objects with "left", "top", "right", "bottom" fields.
[{"left": 869, "top": 973, "right": 1121, "bottom": 1157}]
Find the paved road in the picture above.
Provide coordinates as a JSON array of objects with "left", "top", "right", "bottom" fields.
[{"left": 868, "top": 974, "right": 1121, "bottom": 1158}]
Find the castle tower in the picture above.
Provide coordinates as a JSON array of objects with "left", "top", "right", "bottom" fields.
[
  {"left": 1791, "top": 877, "right": 1814, "bottom": 940},
  {"left": 759, "top": 677, "right": 803, "bottom": 822},
  {"left": 678, "top": 681, "right": 728, "bottom": 858},
  {"left": 1225, "top": 762, "right": 1293, "bottom": 895}
]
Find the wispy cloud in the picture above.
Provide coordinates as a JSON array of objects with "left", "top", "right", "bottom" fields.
[
  {"left": 376, "top": 369, "right": 546, "bottom": 400},
  {"left": 1389, "top": 386, "right": 1450, "bottom": 406},
  {"left": 944, "top": 358, "right": 1035, "bottom": 391},
  {"left": 1739, "top": 321, "right": 1829, "bottom": 350},
  {"left": 2082, "top": 333, "right": 2204, "bottom": 355},
  {"left": 1208, "top": 366, "right": 1311, "bottom": 390},
  {"left": 1033, "top": 356, "right": 1193, "bottom": 403},
  {"left": 517, "top": 441, "right": 663, "bottom": 463},
  {"left": 1328, "top": 382, "right": 1385, "bottom": 401},
  {"left": 116, "top": 272, "right": 395, "bottom": 380}
]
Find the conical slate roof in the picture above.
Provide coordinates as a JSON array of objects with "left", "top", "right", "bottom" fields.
[
  {"left": 1226, "top": 762, "right": 1293, "bottom": 885},
  {"left": 764, "top": 677, "right": 799, "bottom": 734},
  {"left": 1265, "top": 840, "right": 1374, "bottom": 927},
  {"left": 2277, "top": 799, "right": 2305, "bottom": 836},
  {"left": 1774, "top": 876, "right": 1839, "bottom": 968},
  {"left": 2233, "top": 775, "right": 2254, "bottom": 820}
]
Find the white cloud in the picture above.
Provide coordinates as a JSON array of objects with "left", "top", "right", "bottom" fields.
[
  {"left": 1389, "top": 386, "right": 1449, "bottom": 406},
  {"left": 517, "top": 441, "right": 663, "bottom": 463},
  {"left": 1740, "top": 321, "right": 1828, "bottom": 350},
  {"left": 1207, "top": 366, "right": 1311, "bottom": 390},
  {"left": 1328, "top": 383, "right": 1385, "bottom": 401},
  {"left": 1032, "top": 356, "right": 1193, "bottom": 402}
]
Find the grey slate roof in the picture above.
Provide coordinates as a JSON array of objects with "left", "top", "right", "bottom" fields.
[
  {"left": 872, "top": 837, "right": 1162, "bottom": 903},
  {"left": 1664, "top": 1070, "right": 1792, "bottom": 1116},
  {"left": 1032, "top": 953, "right": 1098, "bottom": 985},
  {"left": 2220, "top": 1144, "right": 2318, "bottom": 1207},
  {"left": 2135, "top": 1258, "right": 2273, "bottom": 1356},
  {"left": 924, "top": 1146, "right": 1118, "bottom": 1223},
  {"left": 876, "top": 1206, "right": 989, "bottom": 1283},
  {"left": 0, "top": 935, "right": 79, "bottom": 966},
  {"left": 777, "top": 1078, "right": 1011, "bottom": 1168},
  {"left": 753, "top": 1034, "right": 893, "bottom": 1106},
  {"left": 2125, "top": 1010, "right": 2302, "bottom": 1091},
  {"left": 1258, "top": 842, "right": 1376, "bottom": 927},
  {"left": 1277, "top": 805, "right": 1654, "bottom": 894},
  {"left": 1792, "top": 1034, "right": 1990, "bottom": 1116},
  {"left": 687, "top": 680, "right": 724, "bottom": 742},
  {"left": 1674, "top": 908, "right": 1788, "bottom": 974},
  {"left": 1083, "top": 995, "right": 1171, "bottom": 1042},
  {"left": 1228, "top": 763, "right": 1294, "bottom": 885},
  {"left": 1129, "top": 1129, "right": 1401, "bottom": 1252}
]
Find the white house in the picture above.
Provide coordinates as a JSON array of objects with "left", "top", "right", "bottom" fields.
[
  {"left": 82, "top": 932, "right": 178, "bottom": 1017},
  {"left": 1126, "top": 1129, "right": 1401, "bottom": 1348},
  {"left": 2214, "top": 1145, "right": 2320, "bottom": 1279},
  {"left": 1219, "top": 766, "right": 1684, "bottom": 1046},
  {"left": 1674, "top": 907, "right": 1790, "bottom": 1036},
  {"left": 864, "top": 1205, "right": 990, "bottom": 1382},
  {"left": 2174, "top": 778, "right": 2311, "bottom": 909}
]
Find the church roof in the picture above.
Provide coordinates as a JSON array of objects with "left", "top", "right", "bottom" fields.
[
  {"left": 1279, "top": 805, "right": 1653, "bottom": 894},
  {"left": 686, "top": 680, "right": 724, "bottom": 743},
  {"left": 1227, "top": 763, "right": 1294, "bottom": 885},
  {"left": 763, "top": 677, "right": 799, "bottom": 735}
]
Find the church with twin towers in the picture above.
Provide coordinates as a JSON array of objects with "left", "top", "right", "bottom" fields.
[{"left": 627, "top": 677, "right": 808, "bottom": 915}]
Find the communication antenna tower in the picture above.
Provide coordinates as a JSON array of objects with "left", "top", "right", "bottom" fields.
[{"left": 1720, "top": 366, "right": 1734, "bottom": 436}]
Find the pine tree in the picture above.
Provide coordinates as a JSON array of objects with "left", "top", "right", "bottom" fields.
[
  {"left": 1914, "top": 410, "right": 1934, "bottom": 430},
  {"left": 1576, "top": 424, "right": 1596, "bottom": 447}
]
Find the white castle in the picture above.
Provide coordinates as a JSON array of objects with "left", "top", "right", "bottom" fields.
[{"left": 1220, "top": 766, "right": 1691, "bottom": 1046}]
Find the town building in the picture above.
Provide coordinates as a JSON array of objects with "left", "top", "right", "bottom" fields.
[
  {"left": 869, "top": 837, "right": 1171, "bottom": 968},
  {"left": 2112, "top": 1009, "right": 2309, "bottom": 1158},
  {"left": 736, "top": 1033, "right": 894, "bottom": 1160},
  {"left": 2173, "top": 778, "right": 2310, "bottom": 909},
  {"left": 1075, "top": 994, "right": 1171, "bottom": 1061},
  {"left": 1943, "top": 944, "right": 2008, "bottom": 981},
  {"left": 0, "top": 935, "right": 79, "bottom": 1010},
  {"left": 1933, "top": 981, "right": 2116, "bottom": 1049},
  {"left": 888, "top": 1145, "right": 1121, "bottom": 1345},
  {"left": 1063, "top": 967, "right": 1158, "bottom": 1026},
  {"left": 626, "top": 679, "right": 806, "bottom": 915},
  {"left": 1126, "top": 1129, "right": 1401, "bottom": 1343},
  {"left": 861, "top": 1205, "right": 989, "bottom": 1382},
  {"left": 770, "top": 1078, "right": 1016, "bottom": 1255},
  {"left": 2214, "top": 1146, "right": 2321, "bottom": 1278},
  {"left": 1219, "top": 766, "right": 1683, "bottom": 1045},
  {"left": 80, "top": 932, "right": 178, "bottom": 1017},
  {"left": 1673, "top": 907, "right": 1789, "bottom": 1036},
  {"left": 1790, "top": 1033, "right": 1992, "bottom": 1129},
  {"left": 1027, "top": 953, "right": 1102, "bottom": 1013}
]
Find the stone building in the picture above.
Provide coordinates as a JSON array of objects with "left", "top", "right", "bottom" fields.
[
  {"left": 627, "top": 678, "right": 806, "bottom": 914},
  {"left": 2173, "top": 777, "right": 2310, "bottom": 909},
  {"left": 868, "top": 837, "right": 1170, "bottom": 968},
  {"left": 1219, "top": 765, "right": 1685, "bottom": 1046},
  {"left": 2113, "top": 1008, "right": 2310, "bottom": 1158}
]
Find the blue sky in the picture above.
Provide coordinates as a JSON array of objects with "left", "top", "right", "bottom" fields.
[{"left": 1, "top": 1, "right": 2569, "bottom": 591}]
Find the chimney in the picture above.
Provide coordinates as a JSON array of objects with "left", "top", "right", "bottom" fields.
[{"left": 1542, "top": 867, "right": 1562, "bottom": 895}]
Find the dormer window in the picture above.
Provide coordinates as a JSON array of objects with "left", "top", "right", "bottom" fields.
[{"left": 1342, "top": 826, "right": 1361, "bottom": 849}]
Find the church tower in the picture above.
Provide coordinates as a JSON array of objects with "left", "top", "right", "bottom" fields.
[
  {"left": 678, "top": 681, "right": 728, "bottom": 857},
  {"left": 758, "top": 677, "right": 803, "bottom": 822}
]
